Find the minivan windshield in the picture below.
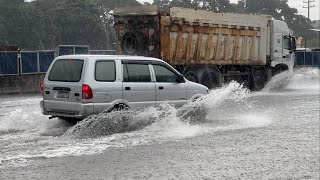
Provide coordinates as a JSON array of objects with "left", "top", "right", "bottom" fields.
[{"left": 48, "top": 59, "right": 84, "bottom": 82}]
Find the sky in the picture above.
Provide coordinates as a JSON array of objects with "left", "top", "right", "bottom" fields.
[{"left": 137, "top": 0, "right": 320, "bottom": 21}]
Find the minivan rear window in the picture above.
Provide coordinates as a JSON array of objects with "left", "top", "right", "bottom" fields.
[{"left": 48, "top": 59, "right": 84, "bottom": 82}]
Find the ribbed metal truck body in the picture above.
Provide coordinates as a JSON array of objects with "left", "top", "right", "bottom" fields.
[
  {"left": 115, "top": 6, "right": 272, "bottom": 65},
  {"left": 161, "top": 7, "right": 272, "bottom": 66}
]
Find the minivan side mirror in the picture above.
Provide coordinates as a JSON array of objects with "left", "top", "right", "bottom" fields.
[{"left": 177, "top": 74, "right": 185, "bottom": 83}]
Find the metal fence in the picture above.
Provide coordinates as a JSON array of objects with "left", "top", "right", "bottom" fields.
[
  {"left": 0, "top": 51, "right": 19, "bottom": 75},
  {"left": 295, "top": 51, "right": 320, "bottom": 67},
  {"left": 0, "top": 45, "right": 116, "bottom": 76}
]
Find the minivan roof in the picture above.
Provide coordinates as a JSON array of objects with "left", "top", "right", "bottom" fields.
[{"left": 56, "top": 54, "right": 164, "bottom": 62}]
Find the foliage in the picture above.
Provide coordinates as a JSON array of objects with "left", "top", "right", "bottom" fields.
[
  {"left": 0, "top": 0, "right": 141, "bottom": 50},
  {"left": 152, "top": 0, "right": 233, "bottom": 12},
  {"left": 51, "top": 0, "right": 108, "bottom": 49},
  {"left": 243, "top": 0, "right": 313, "bottom": 39}
]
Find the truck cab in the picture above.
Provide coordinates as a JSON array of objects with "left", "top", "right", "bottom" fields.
[{"left": 271, "top": 20, "right": 296, "bottom": 74}]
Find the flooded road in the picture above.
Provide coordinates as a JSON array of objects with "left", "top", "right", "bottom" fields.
[{"left": 0, "top": 68, "right": 319, "bottom": 179}]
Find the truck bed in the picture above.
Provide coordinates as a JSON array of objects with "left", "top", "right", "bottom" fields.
[{"left": 114, "top": 6, "right": 272, "bottom": 66}]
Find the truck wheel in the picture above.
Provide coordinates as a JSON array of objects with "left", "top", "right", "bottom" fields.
[
  {"left": 274, "top": 65, "right": 288, "bottom": 75},
  {"left": 184, "top": 71, "right": 199, "bottom": 83},
  {"left": 200, "top": 68, "right": 222, "bottom": 89},
  {"left": 251, "top": 68, "right": 267, "bottom": 91}
]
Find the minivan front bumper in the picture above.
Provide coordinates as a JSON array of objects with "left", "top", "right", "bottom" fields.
[{"left": 40, "top": 100, "right": 94, "bottom": 119}]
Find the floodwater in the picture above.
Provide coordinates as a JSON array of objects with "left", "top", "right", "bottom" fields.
[{"left": 0, "top": 68, "right": 319, "bottom": 179}]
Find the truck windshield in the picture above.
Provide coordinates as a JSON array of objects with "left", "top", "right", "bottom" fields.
[{"left": 48, "top": 59, "right": 84, "bottom": 82}]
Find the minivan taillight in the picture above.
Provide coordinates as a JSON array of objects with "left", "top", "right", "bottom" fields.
[
  {"left": 40, "top": 83, "right": 44, "bottom": 95},
  {"left": 82, "top": 84, "right": 93, "bottom": 99}
]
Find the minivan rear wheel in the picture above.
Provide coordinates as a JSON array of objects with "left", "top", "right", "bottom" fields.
[{"left": 58, "top": 117, "right": 79, "bottom": 125}]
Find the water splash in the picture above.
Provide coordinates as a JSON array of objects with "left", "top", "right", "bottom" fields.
[
  {"left": 0, "top": 96, "right": 71, "bottom": 137},
  {"left": 262, "top": 71, "right": 293, "bottom": 92},
  {"left": 64, "top": 110, "right": 156, "bottom": 138},
  {"left": 286, "top": 68, "right": 320, "bottom": 90},
  {"left": 178, "top": 81, "right": 250, "bottom": 123},
  {"left": 262, "top": 68, "right": 320, "bottom": 92},
  {"left": 0, "top": 82, "right": 273, "bottom": 168},
  {"left": 65, "top": 81, "right": 251, "bottom": 139}
]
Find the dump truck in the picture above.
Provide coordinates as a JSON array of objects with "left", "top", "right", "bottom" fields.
[{"left": 113, "top": 6, "right": 296, "bottom": 90}]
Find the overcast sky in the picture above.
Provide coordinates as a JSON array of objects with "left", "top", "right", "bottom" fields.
[{"left": 137, "top": 0, "right": 320, "bottom": 21}]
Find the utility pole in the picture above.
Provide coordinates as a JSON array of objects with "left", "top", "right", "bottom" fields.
[
  {"left": 303, "top": 0, "right": 315, "bottom": 20},
  {"left": 303, "top": 0, "right": 315, "bottom": 48}
]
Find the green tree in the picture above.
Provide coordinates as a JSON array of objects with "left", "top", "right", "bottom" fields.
[
  {"left": 51, "top": 0, "right": 108, "bottom": 49},
  {"left": 0, "top": 0, "right": 124, "bottom": 50},
  {"left": 243, "top": 0, "right": 313, "bottom": 39},
  {"left": 203, "top": 0, "right": 234, "bottom": 12},
  {"left": 0, "top": 0, "right": 25, "bottom": 47},
  {"left": 18, "top": 2, "right": 47, "bottom": 49},
  {"left": 152, "top": 0, "right": 170, "bottom": 11}
]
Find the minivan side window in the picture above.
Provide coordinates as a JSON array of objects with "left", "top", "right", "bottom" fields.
[
  {"left": 123, "top": 64, "right": 151, "bottom": 82},
  {"left": 95, "top": 61, "right": 116, "bottom": 82},
  {"left": 153, "top": 64, "right": 179, "bottom": 83},
  {"left": 48, "top": 59, "right": 83, "bottom": 82}
]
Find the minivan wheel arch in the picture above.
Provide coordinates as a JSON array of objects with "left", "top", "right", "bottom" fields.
[
  {"left": 108, "top": 103, "right": 130, "bottom": 112},
  {"left": 189, "top": 94, "right": 206, "bottom": 103}
]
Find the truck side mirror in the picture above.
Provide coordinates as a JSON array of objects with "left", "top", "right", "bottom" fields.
[{"left": 291, "top": 38, "right": 296, "bottom": 51}]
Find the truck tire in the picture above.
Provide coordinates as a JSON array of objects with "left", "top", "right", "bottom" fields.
[
  {"left": 251, "top": 67, "right": 267, "bottom": 91},
  {"left": 199, "top": 68, "right": 222, "bottom": 89},
  {"left": 121, "top": 32, "right": 145, "bottom": 55},
  {"left": 184, "top": 70, "right": 199, "bottom": 83}
]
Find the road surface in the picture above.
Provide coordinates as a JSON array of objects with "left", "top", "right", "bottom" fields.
[{"left": 0, "top": 68, "right": 319, "bottom": 179}]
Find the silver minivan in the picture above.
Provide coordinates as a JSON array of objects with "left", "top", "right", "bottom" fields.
[{"left": 40, "top": 55, "right": 208, "bottom": 120}]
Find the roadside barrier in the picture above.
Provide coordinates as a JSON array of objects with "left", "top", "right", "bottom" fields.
[
  {"left": 295, "top": 51, "right": 320, "bottom": 67},
  {"left": 0, "top": 45, "right": 116, "bottom": 76},
  {"left": 0, "top": 45, "right": 115, "bottom": 94}
]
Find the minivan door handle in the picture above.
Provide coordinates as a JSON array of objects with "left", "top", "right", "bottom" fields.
[
  {"left": 159, "top": 86, "right": 164, "bottom": 90},
  {"left": 125, "top": 87, "right": 131, "bottom": 90}
]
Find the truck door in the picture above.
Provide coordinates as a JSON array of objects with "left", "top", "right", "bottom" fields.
[{"left": 273, "top": 33, "right": 283, "bottom": 64}]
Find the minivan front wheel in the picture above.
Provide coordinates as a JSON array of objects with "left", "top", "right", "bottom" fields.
[{"left": 109, "top": 104, "right": 129, "bottom": 112}]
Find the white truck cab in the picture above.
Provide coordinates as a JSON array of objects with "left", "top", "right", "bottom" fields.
[{"left": 271, "top": 19, "right": 296, "bottom": 73}]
